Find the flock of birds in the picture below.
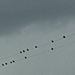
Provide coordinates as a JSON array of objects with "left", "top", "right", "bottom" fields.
[{"left": 0, "top": 33, "right": 75, "bottom": 67}]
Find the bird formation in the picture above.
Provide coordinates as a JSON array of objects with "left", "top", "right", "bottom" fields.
[
  {"left": 1, "top": 32, "right": 75, "bottom": 67},
  {"left": 1, "top": 36, "right": 67, "bottom": 67}
]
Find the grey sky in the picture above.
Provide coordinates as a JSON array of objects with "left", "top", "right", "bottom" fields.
[
  {"left": 0, "top": 0, "right": 75, "bottom": 36},
  {"left": 0, "top": 0, "right": 75, "bottom": 75}
]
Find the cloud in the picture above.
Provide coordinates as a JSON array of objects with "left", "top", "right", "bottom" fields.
[{"left": 0, "top": 0, "right": 75, "bottom": 36}]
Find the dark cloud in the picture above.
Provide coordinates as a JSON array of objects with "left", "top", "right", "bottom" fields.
[{"left": 0, "top": 0, "right": 75, "bottom": 36}]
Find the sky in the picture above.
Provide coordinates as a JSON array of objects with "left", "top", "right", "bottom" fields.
[{"left": 0, "top": 0, "right": 75, "bottom": 75}]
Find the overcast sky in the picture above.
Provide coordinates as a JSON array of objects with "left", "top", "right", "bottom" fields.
[{"left": 0, "top": 0, "right": 75, "bottom": 75}]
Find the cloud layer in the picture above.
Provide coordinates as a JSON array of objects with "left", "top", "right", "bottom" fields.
[{"left": 0, "top": 0, "right": 75, "bottom": 36}]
